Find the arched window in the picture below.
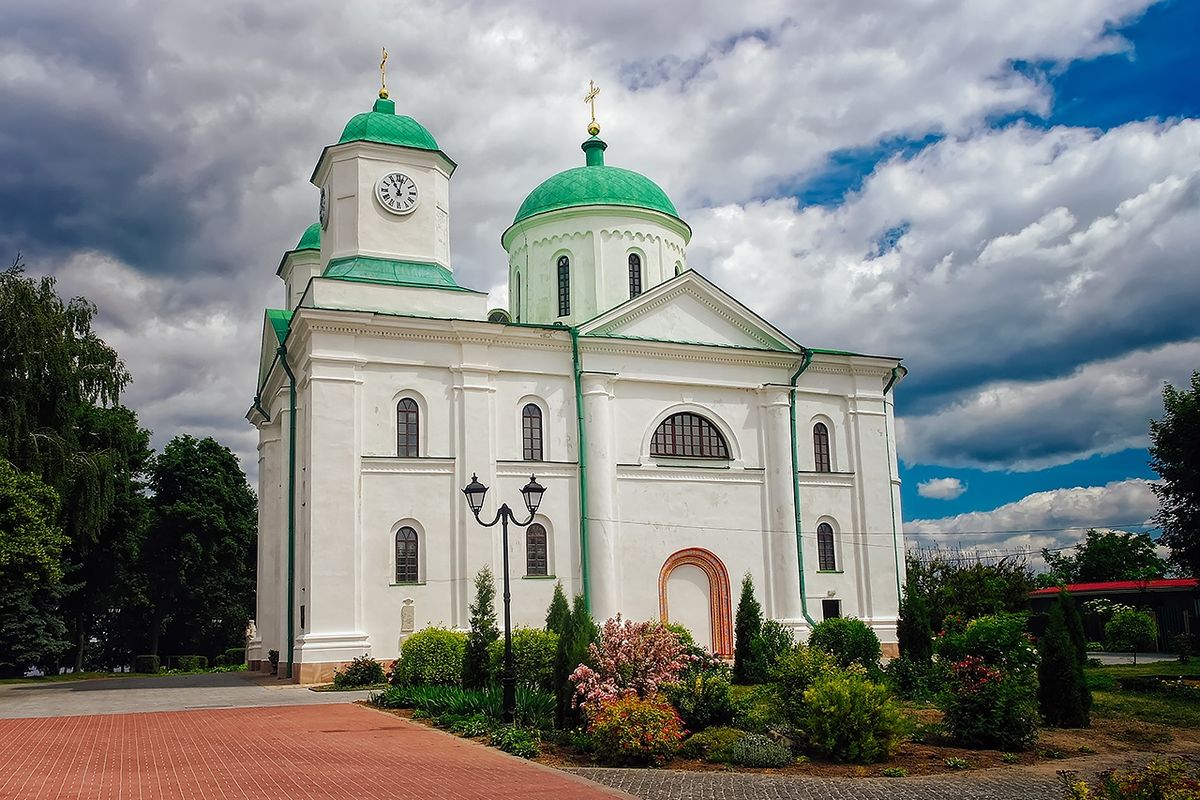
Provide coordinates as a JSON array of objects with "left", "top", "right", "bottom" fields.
[
  {"left": 395, "top": 526, "right": 419, "bottom": 583},
  {"left": 397, "top": 398, "right": 419, "bottom": 457},
  {"left": 522, "top": 403, "right": 543, "bottom": 461},
  {"left": 650, "top": 412, "right": 730, "bottom": 459},
  {"left": 628, "top": 253, "right": 643, "bottom": 298},
  {"left": 817, "top": 522, "right": 836, "bottom": 571},
  {"left": 813, "top": 422, "right": 831, "bottom": 473},
  {"left": 674, "top": 262, "right": 683, "bottom": 276},
  {"left": 513, "top": 273, "right": 521, "bottom": 322},
  {"left": 526, "top": 523, "right": 548, "bottom": 576},
  {"left": 557, "top": 255, "right": 570, "bottom": 316}
]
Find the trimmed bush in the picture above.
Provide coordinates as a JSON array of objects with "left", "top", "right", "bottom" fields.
[
  {"left": 392, "top": 627, "right": 467, "bottom": 687},
  {"left": 224, "top": 647, "right": 246, "bottom": 665},
  {"left": 800, "top": 670, "right": 906, "bottom": 763},
  {"left": 724, "top": 733, "right": 793, "bottom": 767},
  {"left": 133, "top": 655, "right": 160, "bottom": 674},
  {"left": 333, "top": 655, "right": 386, "bottom": 689},
  {"left": 489, "top": 725, "right": 540, "bottom": 758},
  {"left": 663, "top": 671, "right": 735, "bottom": 731},
  {"left": 808, "top": 618, "right": 881, "bottom": 670},
  {"left": 939, "top": 656, "right": 1038, "bottom": 750},
  {"left": 487, "top": 627, "right": 558, "bottom": 693},
  {"left": 588, "top": 693, "right": 686, "bottom": 765},
  {"left": 174, "top": 655, "right": 208, "bottom": 671},
  {"left": 680, "top": 726, "right": 745, "bottom": 761},
  {"left": 772, "top": 643, "right": 835, "bottom": 725}
]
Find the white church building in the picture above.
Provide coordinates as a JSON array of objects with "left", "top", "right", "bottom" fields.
[{"left": 247, "top": 85, "right": 907, "bottom": 683}]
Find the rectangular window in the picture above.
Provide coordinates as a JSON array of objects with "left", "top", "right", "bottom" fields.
[{"left": 822, "top": 599, "right": 841, "bottom": 620}]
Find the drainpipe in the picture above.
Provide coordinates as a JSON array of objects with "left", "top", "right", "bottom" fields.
[
  {"left": 277, "top": 345, "right": 298, "bottom": 680},
  {"left": 788, "top": 349, "right": 818, "bottom": 627},
  {"left": 883, "top": 365, "right": 906, "bottom": 606},
  {"left": 252, "top": 393, "right": 271, "bottom": 423},
  {"left": 570, "top": 328, "right": 591, "bottom": 610}
]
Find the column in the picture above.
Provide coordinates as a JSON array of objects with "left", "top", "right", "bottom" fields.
[
  {"left": 452, "top": 355, "right": 495, "bottom": 628},
  {"left": 759, "top": 386, "right": 802, "bottom": 622},
  {"left": 582, "top": 373, "right": 619, "bottom": 622}
]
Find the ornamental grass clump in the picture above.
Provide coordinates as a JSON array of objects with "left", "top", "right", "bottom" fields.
[
  {"left": 587, "top": 693, "right": 686, "bottom": 765},
  {"left": 570, "top": 615, "right": 693, "bottom": 715}
]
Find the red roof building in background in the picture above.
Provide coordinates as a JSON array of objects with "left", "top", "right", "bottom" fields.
[{"left": 1030, "top": 578, "right": 1199, "bottom": 597}]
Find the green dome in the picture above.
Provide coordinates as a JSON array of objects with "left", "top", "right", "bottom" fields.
[
  {"left": 512, "top": 137, "right": 680, "bottom": 225},
  {"left": 337, "top": 97, "right": 439, "bottom": 151},
  {"left": 295, "top": 223, "right": 321, "bottom": 251}
]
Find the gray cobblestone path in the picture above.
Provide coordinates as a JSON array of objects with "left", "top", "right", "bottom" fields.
[{"left": 568, "top": 753, "right": 1176, "bottom": 800}]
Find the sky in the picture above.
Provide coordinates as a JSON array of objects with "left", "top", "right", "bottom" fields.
[{"left": 3, "top": 0, "right": 1197, "bottom": 563}]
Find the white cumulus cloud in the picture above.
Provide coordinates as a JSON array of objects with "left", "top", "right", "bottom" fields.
[{"left": 917, "top": 477, "right": 967, "bottom": 500}]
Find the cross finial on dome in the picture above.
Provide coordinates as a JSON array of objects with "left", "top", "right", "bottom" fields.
[
  {"left": 379, "top": 46, "right": 389, "bottom": 99},
  {"left": 584, "top": 80, "right": 601, "bottom": 136}
]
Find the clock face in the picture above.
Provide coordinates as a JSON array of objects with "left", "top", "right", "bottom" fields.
[
  {"left": 319, "top": 186, "right": 329, "bottom": 229},
  {"left": 376, "top": 171, "right": 419, "bottom": 215}
]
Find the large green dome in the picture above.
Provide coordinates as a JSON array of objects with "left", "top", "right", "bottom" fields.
[
  {"left": 512, "top": 137, "right": 681, "bottom": 225},
  {"left": 338, "top": 97, "right": 440, "bottom": 152}
]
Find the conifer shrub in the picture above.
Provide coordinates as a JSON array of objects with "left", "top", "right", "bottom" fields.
[
  {"left": 800, "top": 669, "right": 906, "bottom": 763},
  {"left": 808, "top": 617, "right": 881, "bottom": 670},
  {"left": 747, "top": 619, "right": 794, "bottom": 682},
  {"left": 663, "top": 671, "right": 735, "bottom": 731},
  {"left": 733, "top": 573, "right": 764, "bottom": 683},
  {"left": 332, "top": 654, "right": 386, "bottom": 689},
  {"left": 1038, "top": 593, "right": 1091, "bottom": 728},
  {"left": 545, "top": 581, "right": 570, "bottom": 635},
  {"left": 587, "top": 693, "right": 685, "bottom": 765},
  {"left": 392, "top": 627, "right": 467, "bottom": 687},
  {"left": 939, "top": 656, "right": 1038, "bottom": 750},
  {"left": 463, "top": 567, "right": 499, "bottom": 689},
  {"left": 487, "top": 627, "right": 558, "bottom": 692},
  {"left": 896, "top": 588, "right": 933, "bottom": 663},
  {"left": 550, "top": 592, "right": 597, "bottom": 728}
]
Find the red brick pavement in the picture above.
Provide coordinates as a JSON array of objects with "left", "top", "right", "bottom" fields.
[{"left": 0, "top": 703, "right": 629, "bottom": 800}]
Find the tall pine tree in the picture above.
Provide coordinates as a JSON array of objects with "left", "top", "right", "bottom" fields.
[
  {"left": 462, "top": 567, "right": 499, "bottom": 689},
  {"left": 1038, "top": 591, "right": 1091, "bottom": 727},
  {"left": 733, "top": 572, "right": 763, "bottom": 684}
]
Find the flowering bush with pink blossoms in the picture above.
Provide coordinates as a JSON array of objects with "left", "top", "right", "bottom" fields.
[{"left": 570, "top": 615, "right": 694, "bottom": 716}]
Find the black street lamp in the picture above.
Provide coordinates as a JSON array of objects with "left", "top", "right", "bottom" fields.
[{"left": 461, "top": 472, "right": 546, "bottom": 723}]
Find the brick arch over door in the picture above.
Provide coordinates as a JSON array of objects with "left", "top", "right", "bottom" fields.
[{"left": 658, "top": 548, "right": 734, "bottom": 658}]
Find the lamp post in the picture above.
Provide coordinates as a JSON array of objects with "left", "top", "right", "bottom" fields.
[{"left": 461, "top": 473, "right": 546, "bottom": 723}]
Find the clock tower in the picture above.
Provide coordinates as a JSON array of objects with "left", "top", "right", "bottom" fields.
[{"left": 310, "top": 94, "right": 456, "bottom": 274}]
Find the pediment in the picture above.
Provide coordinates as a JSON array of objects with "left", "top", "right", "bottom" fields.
[{"left": 578, "top": 271, "right": 799, "bottom": 353}]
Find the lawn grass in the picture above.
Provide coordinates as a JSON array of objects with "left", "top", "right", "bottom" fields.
[
  {"left": 0, "top": 671, "right": 146, "bottom": 686},
  {"left": 1085, "top": 659, "right": 1200, "bottom": 729}
]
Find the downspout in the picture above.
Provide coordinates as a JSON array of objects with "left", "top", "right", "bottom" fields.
[
  {"left": 252, "top": 393, "right": 271, "bottom": 423},
  {"left": 883, "top": 365, "right": 905, "bottom": 606},
  {"left": 570, "top": 328, "right": 591, "bottom": 610},
  {"left": 277, "top": 345, "right": 298, "bottom": 680},
  {"left": 788, "top": 349, "right": 818, "bottom": 627}
]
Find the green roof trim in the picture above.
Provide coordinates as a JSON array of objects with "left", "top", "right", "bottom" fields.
[
  {"left": 512, "top": 136, "right": 681, "bottom": 225},
  {"left": 322, "top": 256, "right": 477, "bottom": 292},
  {"left": 337, "top": 97, "right": 440, "bottom": 151},
  {"left": 267, "top": 309, "right": 293, "bottom": 344},
  {"left": 295, "top": 223, "right": 321, "bottom": 251}
]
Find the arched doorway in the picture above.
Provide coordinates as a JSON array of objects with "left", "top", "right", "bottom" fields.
[{"left": 658, "top": 548, "right": 734, "bottom": 657}]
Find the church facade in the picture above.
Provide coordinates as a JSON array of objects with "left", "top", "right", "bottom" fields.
[{"left": 247, "top": 89, "right": 907, "bottom": 683}]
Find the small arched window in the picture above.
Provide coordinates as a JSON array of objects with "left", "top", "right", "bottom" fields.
[
  {"left": 813, "top": 422, "right": 831, "bottom": 473},
  {"left": 650, "top": 412, "right": 730, "bottom": 459},
  {"left": 526, "top": 523, "right": 548, "bottom": 576},
  {"left": 817, "top": 522, "right": 836, "bottom": 571},
  {"left": 522, "top": 404, "right": 543, "bottom": 461},
  {"left": 557, "top": 255, "right": 570, "bottom": 316},
  {"left": 674, "top": 262, "right": 683, "bottom": 276},
  {"left": 628, "top": 253, "right": 643, "bottom": 298},
  {"left": 397, "top": 398, "right": 419, "bottom": 457},
  {"left": 395, "top": 526, "right": 419, "bottom": 583},
  {"left": 514, "top": 273, "right": 521, "bottom": 322}
]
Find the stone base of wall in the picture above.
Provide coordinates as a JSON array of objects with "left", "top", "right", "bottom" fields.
[
  {"left": 248, "top": 660, "right": 262, "bottom": 672},
  {"left": 881, "top": 642, "right": 899, "bottom": 659}
]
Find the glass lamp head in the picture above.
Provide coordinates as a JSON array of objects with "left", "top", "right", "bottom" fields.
[
  {"left": 462, "top": 474, "right": 488, "bottom": 515},
  {"left": 520, "top": 474, "right": 546, "bottom": 515}
]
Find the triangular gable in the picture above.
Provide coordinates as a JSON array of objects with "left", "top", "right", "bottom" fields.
[
  {"left": 578, "top": 270, "right": 800, "bottom": 352},
  {"left": 257, "top": 309, "right": 291, "bottom": 390}
]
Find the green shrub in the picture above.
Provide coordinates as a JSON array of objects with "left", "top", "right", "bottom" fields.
[
  {"left": 370, "top": 685, "right": 417, "bottom": 708},
  {"left": 174, "top": 655, "right": 208, "bottom": 671},
  {"left": 733, "top": 573, "right": 764, "bottom": 683},
  {"left": 552, "top": 593, "right": 598, "bottom": 729},
  {"left": 724, "top": 733, "right": 793, "bottom": 767},
  {"left": 1037, "top": 595, "right": 1090, "bottom": 728},
  {"left": 393, "top": 627, "right": 467, "bottom": 687},
  {"left": 588, "top": 693, "right": 685, "bottom": 765},
  {"left": 224, "top": 647, "right": 246, "bottom": 665},
  {"left": 463, "top": 568, "right": 499, "bottom": 689},
  {"left": 487, "top": 627, "right": 558, "bottom": 692},
  {"left": 133, "top": 655, "right": 160, "bottom": 674},
  {"left": 897, "top": 587, "right": 933, "bottom": 663},
  {"left": 883, "top": 655, "right": 939, "bottom": 701},
  {"left": 514, "top": 686, "right": 555, "bottom": 730},
  {"left": 663, "top": 672, "right": 735, "bottom": 731},
  {"left": 747, "top": 620, "right": 794, "bottom": 682},
  {"left": 808, "top": 618, "right": 881, "bottom": 670},
  {"left": 1105, "top": 608, "right": 1158, "bottom": 653},
  {"left": 730, "top": 683, "right": 786, "bottom": 733},
  {"left": 882, "top": 767, "right": 908, "bottom": 777},
  {"left": 679, "top": 726, "right": 745, "bottom": 761},
  {"left": 935, "top": 613, "right": 1036, "bottom": 673},
  {"left": 489, "top": 725, "right": 540, "bottom": 758},
  {"left": 333, "top": 655, "right": 386, "bottom": 689},
  {"left": 939, "top": 656, "right": 1038, "bottom": 750},
  {"left": 267, "top": 649, "right": 280, "bottom": 674},
  {"left": 772, "top": 643, "right": 834, "bottom": 724},
  {"left": 800, "top": 670, "right": 907, "bottom": 763},
  {"left": 1059, "top": 757, "right": 1200, "bottom": 800},
  {"left": 450, "top": 714, "right": 494, "bottom": 737}
]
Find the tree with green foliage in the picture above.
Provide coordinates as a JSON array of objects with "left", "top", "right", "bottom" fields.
[
  {"left": 733, "top": 572, "right": 763, "bottom": 684},
  {"left": 1037, "top": 590, "right": 1091, "bottom": 728},
  {"left": 1105, "top": 607, "right": 1159, "bottom": 661},
  {"left": 905, "top": 551, "right": 1034, "bottom": 633},
  {"left": 463, "top": 566, "right": 499, "bottom": 688},
  {"left": 545, "top": 581, "right": 570, "bottom": 635},
  {"left": 1150, "top": 371, "right": 1200, "bottom": 578},
  {"left": 1060, "top": 588, "right": 1088, "bottom": 664},
  {"left": 141, "top": 435, "right": 256, "bottom": 658},
  {"left": 896, "top": 586, "right": 933, "bottom": 663},
  {"left": 0, "top": 460, "right": 69, "bottom": 676},
  {"left": 552, "top": 592, "right": 597, "bottom": 728},
  {"left": 1040, "top": 529, "right": 1168, "bottom": 587}
]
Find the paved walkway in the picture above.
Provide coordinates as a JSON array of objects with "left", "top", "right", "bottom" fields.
[
  {"left": 0, "top": 703, "right": 630, "bottom": 800},
  {"left": 0, "top": 672, "right": 373, "bottom": 719}
]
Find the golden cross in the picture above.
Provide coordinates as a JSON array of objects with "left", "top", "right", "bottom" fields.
[
  {"left": 379, "top": 47, "right": 389, "bottom": 99},
  {"left": 584, "top": 80, "right": 601, "bottom": 135}
]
